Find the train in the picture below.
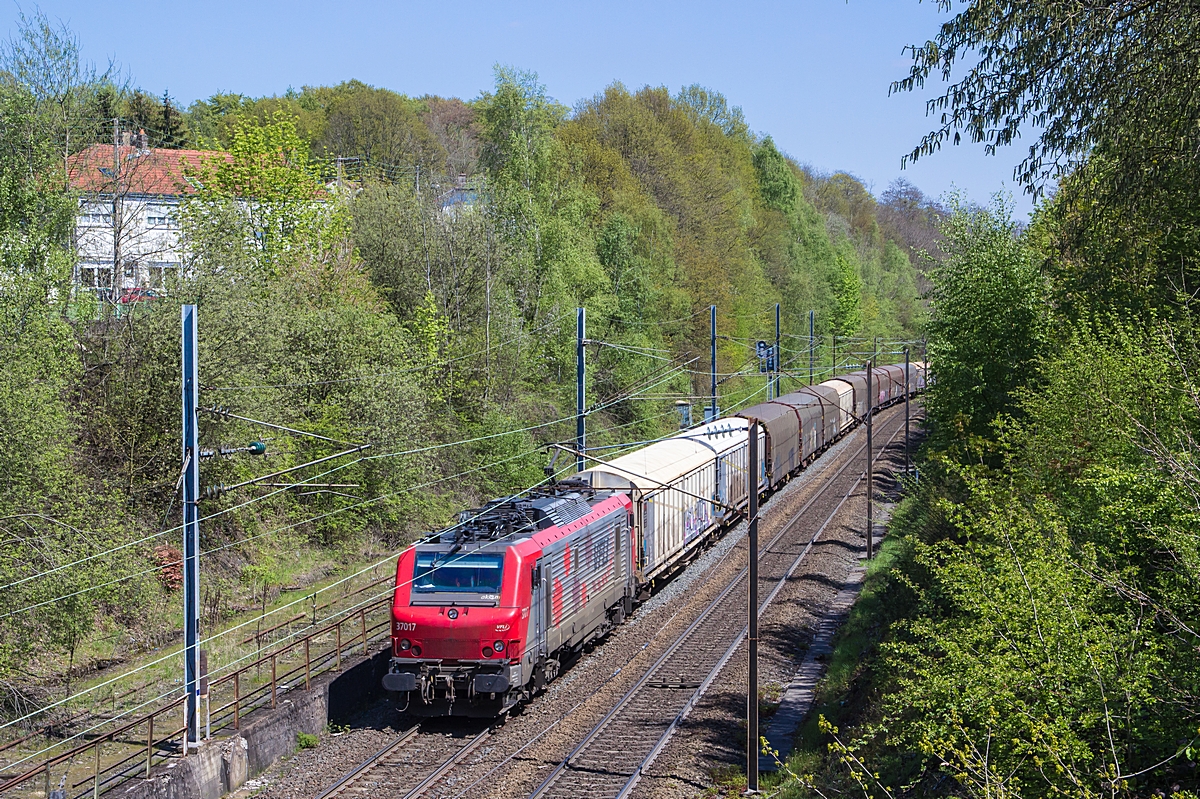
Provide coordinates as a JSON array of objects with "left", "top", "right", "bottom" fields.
[{"left": 382, "top": 361, "right": 927, "bottom": 716}]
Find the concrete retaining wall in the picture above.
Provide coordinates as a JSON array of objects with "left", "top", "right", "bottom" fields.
[{"left": 119, "top": 648, "right": 390, "bottom": 798}]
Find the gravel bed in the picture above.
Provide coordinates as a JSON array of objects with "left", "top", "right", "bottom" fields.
[{"left": 227, "top": 700, "right": 401, "bottom": 798}]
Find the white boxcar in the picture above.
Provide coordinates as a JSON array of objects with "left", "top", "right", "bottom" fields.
[{"left": 578, "top": 419, "right": 767, "bottom": 583}]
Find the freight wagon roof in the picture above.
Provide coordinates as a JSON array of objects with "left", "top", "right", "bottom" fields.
[
  {"left": 818, "top": 379, "right": 853, "bottom": 397},
  {"left": 581, "top": 418, "right": 748, "bottom": 492},
  {"left": 736, "top": 402, "right": 794, "bottom": 423},
  {"left": 775, "top": 385, "right": 839, "bottom": 407}
]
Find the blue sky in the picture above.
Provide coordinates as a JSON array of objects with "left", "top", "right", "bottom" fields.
[{"left": 23, "top": 0, "right": 1037, "bottom": 216}]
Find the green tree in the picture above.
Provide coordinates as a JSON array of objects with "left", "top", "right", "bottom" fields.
[
  {"left": 893, "top": 0, "right": 1200, "bottom": 197},
  {"left": 925, "top": 194, "right": 1045, "bottom": 446},
  {"left": 180, "top": 111, "right": 348, "bottom": 275},
  {"left": 753, "top": 137, "right": 799, "bottom": 216},
  {"left": 316, "top": 81, "right": 445, "bottom": 175}
]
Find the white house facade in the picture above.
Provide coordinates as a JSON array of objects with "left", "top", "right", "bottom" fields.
[{"left": 67, "top": 143, "right": 226, "bottom": 300}]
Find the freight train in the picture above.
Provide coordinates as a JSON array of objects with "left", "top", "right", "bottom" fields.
[{"left": 382, "top": 362, "right": 926, "bottom": 716}]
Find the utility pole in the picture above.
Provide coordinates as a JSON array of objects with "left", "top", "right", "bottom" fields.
[
  {"left": 903, "top": 347, "right": 911, "bottom": 476},
  {"left": 576, "top": 307, "right": 586, "bottom": 473},
  {"left": 181, "top": 306, "right": 200, "bottom": 745},
  {"left": 774, "top": 303, "right": 781, "bottom": 399},
  {"left": 747, "top": 419, "right": 759, "bottom": 793},
  {"left": 831, "top": 334, "right": 837, "bottom": 378},
  {"left": 808, "top": 310, "right": 815, "bottom": 386},
  {"left": 111, "top": 117, "right": 122, "bottom": 300},
  {"left": 865, "top": 360, "right": 873, "bottom": 560},
  {"left": 710, "top": 305, "right": 717, "bottom": 422}
]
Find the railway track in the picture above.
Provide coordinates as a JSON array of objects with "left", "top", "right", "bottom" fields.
[
  {"left": 527, "top": 406, "right": 913, "bottom": 799},
  {"left": 313, "top": 725, "right": 490, "bottom": 799},
  {"left": 308, "top": 404, "right": 914, "bottom": 799}
]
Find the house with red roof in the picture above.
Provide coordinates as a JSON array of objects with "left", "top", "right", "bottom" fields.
[{"left": 66, "top": 136, "right": 230, "bottom": 299}]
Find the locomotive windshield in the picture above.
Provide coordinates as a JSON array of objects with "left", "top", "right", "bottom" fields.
[{"left": 412, "top": 552, "right": 504, "bottom": 594}]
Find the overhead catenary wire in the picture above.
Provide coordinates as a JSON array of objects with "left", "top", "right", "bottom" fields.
[
  {"left": 0, "top": 330, "right": 822, "bottom": 751},
  {"left": 3, "top": 339, "right": 717, "bottom": 718},
  {"left": 4, "top": 368, "right": 622, "bottom": 593},
  {"left": 0, "top": 454, "right": 368, "bottom": 595}
]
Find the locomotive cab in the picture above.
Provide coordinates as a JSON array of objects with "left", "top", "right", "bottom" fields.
[{"left": 383, "top": 542, "right": 533, "bottom": 717}]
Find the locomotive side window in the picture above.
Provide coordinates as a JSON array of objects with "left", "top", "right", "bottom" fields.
[{"left": 413, "top": 552, "right": 504, "bottom": 593}]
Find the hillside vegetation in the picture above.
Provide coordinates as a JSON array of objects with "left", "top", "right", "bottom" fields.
[
  {"left": 0, "top": 15, "right": 930, "bottom": 713},
  {"left": 771, "top": 3, "right": 1200, "bottom": 798}
]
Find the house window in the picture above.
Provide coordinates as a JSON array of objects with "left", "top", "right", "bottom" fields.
[
  {"left": 146, "top": 205, "right": 172, "bottom": 227},
  {"left": 80, "top": 202, "right": 112, "bottom": 226},
  {"left": 79, "top": 263, "right": 113, "bottom": 290},
  {"left": 148, "top": 262, "right": 180, "bottom": 289}
]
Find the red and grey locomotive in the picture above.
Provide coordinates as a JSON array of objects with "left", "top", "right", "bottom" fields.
[{"left": 382, "top": 484, "right": 634, "bottom": 717}]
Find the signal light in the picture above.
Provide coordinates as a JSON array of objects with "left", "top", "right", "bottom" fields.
[
  {"left": 493, "top": 640, "right": 505, "bottom": 652},
  {"left": 483, "top": 647, "right": 493, "bottom": 657},
  {"left": 398, "top": 639, "right": 411, "bottom": 651},
  {"left": 412, "top": 645, "right": 421, "bottom": 656}
]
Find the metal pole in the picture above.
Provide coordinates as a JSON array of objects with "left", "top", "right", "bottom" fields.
[
  {"left": 808, "top": 310, "right": 814, "bottom": 386},
  {"left": 904, "top": 347, "right": 910, "bottom": 476},
  {"left": 865, "top": 360, "right": 873, "bottom": 560},
  {"left": 181, "top": 305, "right": 200, "bottom": 744},
  {"left": 576, "top": 307, "right": 586, "bottom": 473},
  {"left": 747, "top": 420, "right": 759, "bottom": 792},
  {"left": 710, "top": 305, "right": 717, "bottom": 422},
  {"left": 774, "top": 303, "right": 781, "bottom": 399},
  {"left": 831, "top": 334, "right": 837, "bottom": 378}
]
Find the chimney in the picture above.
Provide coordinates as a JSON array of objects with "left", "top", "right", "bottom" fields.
[
  {"left": 137, "top": 129, "right": 148, "bottom": 151},
  {"left": 120, "top": 131, "right": 132, "bottom": 147}
]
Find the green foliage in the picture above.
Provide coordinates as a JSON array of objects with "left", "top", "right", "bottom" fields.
[
  {"left": 180, "top": 111, "right": 349, "bottom": 274},
  {"left": 296, "top": 731, "right": 318, "bottom": 749},
  {"left": 0, "top": 85, "right": 138, "bottom": 689},
  {"left": 924, "top": 194, "right": 1046, "bottom": 447},
  {"left": 893, "top": 0, "right": 1200, "bottom": 199},
  {"left": 315, "top": 81, "right": 445, "bottom": 173},
  {"left": 753, "top": 137, "right": 799, "bottom": 216},
  {"left": 0, "top": 33, "right": 929, "bottom": 711}
]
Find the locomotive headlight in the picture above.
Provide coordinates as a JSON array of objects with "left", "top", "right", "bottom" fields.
[
  {"left": 398, "top": 638, "right": 411, "bottom": 651},
  {"left": 493, "top": 640, "right": 505, "bottom": 652},
  {"left": 447, "top": 608, "right": 459, "bottom": 620}
]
